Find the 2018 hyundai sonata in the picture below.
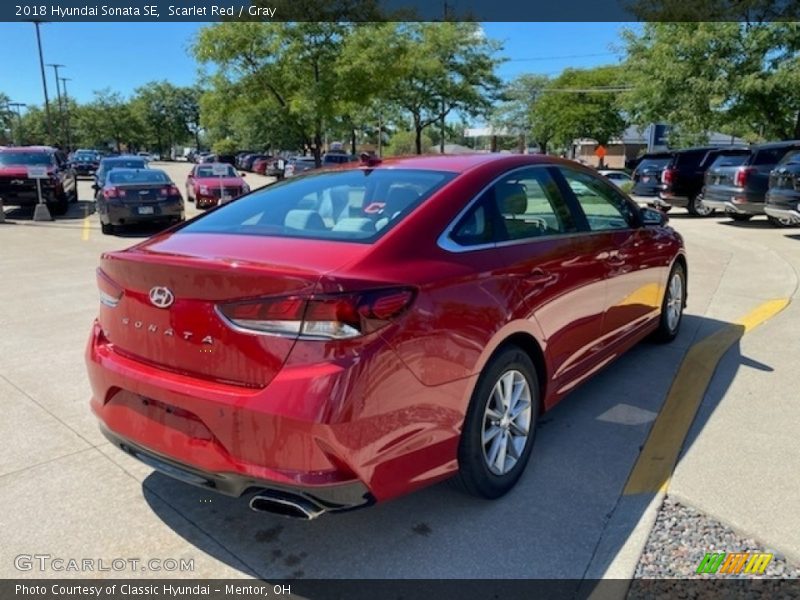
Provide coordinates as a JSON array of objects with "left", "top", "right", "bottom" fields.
[{"left": 86, "top": 154, "right": 686, "bottom": 519}]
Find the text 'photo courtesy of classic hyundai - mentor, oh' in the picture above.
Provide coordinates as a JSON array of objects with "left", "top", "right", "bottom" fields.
[{"left": 86, "top": 154, "right": 687, "bottom": 520}]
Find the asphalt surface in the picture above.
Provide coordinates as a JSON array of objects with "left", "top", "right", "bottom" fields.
[{"left": 0, "top": 161, "right": 798, "bottom": 583}]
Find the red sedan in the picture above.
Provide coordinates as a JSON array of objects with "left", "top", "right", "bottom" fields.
[
  {"left": 87, "top": 154, "right": 686, "bottom": 519},
  {"left": 185, "top": 163, "right": 250, "bottom": 209}
]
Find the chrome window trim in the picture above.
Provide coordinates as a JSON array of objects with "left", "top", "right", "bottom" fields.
[{"left": 437, "top": 164, "right": 590, "bottom": 253}]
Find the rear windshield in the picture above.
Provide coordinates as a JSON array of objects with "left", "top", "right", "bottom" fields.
[
  {"left": 180, "top": 168, "right": 455, "bottom": 242},
  {"left": 708, "top": 153, "right": 749, "bottom": 169},
  {"left": 108, "top": 170, "right": 169, "bottom": 184},
  {"left": 673, "top": 150, "right": 710, "bottom": 167},
  {"left": 0, "top": 152, "right": 54, "bottom": 166},
  {"left": 635, "top": 157, "right": 671, "bottom": 172},
  {"left": 73, "top": 152, "right": 97, "bottom": 161},
  {"left": 195, "top": 165, "right": 236, "bottom": 177},
  {"left": 752, "top": 147, "right": 799, "bottom": 166},
  {"left": 102, "top": 159, "right": 146, "bottom": 170}
]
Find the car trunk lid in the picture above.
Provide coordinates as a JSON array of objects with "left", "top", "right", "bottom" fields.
[{"left": 96, "top": 233, "right": 370, "bottom": 387}]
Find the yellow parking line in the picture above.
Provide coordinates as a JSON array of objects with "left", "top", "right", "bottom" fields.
[
  {"left": 623, "top": 298, "right": 790, "bottom": 496},
  {"left": 81, "top": 205, "right": 90, "bottom": 241}
]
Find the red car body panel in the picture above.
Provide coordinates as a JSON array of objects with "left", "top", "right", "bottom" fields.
[{"left": 87, "top": 154, "right": 685, "bottom": 508}]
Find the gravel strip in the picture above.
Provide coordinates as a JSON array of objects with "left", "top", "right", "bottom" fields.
[{"left": 627, "top": 496, "right": 800, "bottom": 599}]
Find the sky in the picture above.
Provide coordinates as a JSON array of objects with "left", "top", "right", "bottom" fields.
[{"left": 0, "top": 22, "right": 634, "bottom": 110}]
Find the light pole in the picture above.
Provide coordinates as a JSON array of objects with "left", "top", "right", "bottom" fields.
[
  {"left": 33, "top": 21, "right": 54, "bottom": 144},
  {"left": 8, "top": 102, "right": 26, "bottom": 145},
  {"left": 47, "top": 63, "right": 65, "bottom": 146},
  {"left": 60, "top": 77, "right": 72, "bottom": 151}
]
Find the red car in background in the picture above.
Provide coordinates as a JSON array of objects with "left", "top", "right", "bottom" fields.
[
  {"left": 87, "top": 154, "right": 686, "bottom": 519},
  {"left": 185, "top": 163, "right": 250, "bottom": 208}
]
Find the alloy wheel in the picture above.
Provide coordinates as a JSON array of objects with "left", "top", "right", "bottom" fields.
[
  {"left": 666, "top": 271, "right": 684, "bottom": 332},
  {"left": 482, "top": 370, "right": 532, "bottom": 476}
]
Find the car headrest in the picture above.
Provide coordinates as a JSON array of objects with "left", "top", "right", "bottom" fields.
[
  {"left": 384, "top": 186, "right": 420, "bottom": 215},
  {"left": 284, "top": 210, "right": 326, "bottom": 231},
  {"left": 332, "top": 218, "right": 376, "bottom": 233},
  {"left": 496, "top": 182, "right": 527, "bottom": 215}
]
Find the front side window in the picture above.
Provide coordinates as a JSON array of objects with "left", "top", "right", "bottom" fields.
[
  {"left": 560, "top": 168, "right": 637, "bottom": 232},
  {"left": 450, "top": 167, "right": 576, "bottom": 247},
  {"left": 180, "top": 168, "right": 454, "bottom": 242}
]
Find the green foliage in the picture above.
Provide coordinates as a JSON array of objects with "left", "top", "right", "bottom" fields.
[
  {"left": 492, "top": 74, "right": 553, "bottom": 152},
  {"left": 621, "top": 23, "right": 800, "bottom": 143},
  {"left": 212, "top": 138, "right": 238, "bottom": 154},
  {"left": 386, "top": 130, "right": 431, "bottom": 156},
  {"left": 533, "top": 66, "right": 627, "bottom": 162}
]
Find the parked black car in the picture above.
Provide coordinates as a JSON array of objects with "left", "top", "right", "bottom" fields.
[
  {"left": 764, "top": 149, "right": 800, "bottom": 227},
  {"left": 69, "top": 149, "right": 101, "bottom": 178},
  {"left": 631, "top": 152, "right": 673, "bottom": 198},
  {"left": 655, "top": 146, "right": 750, "bottom": 216},
  {"left": 703, "top": 141, "right": 800, "bottom": 222},
  {"left": 94, "top": 156, "right": 148, "bottom": 191},
  {"left": 95, "top": 168, "right": 184, "bottom": 235}
]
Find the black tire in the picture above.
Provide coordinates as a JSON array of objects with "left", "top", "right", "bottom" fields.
[
  {"left": 48, "top": 195, "right": 69, "bottom": 216},
  {"left": 686, "top": 194, "right": 715, "bottom": 217},
  {"left": 455, "top": 346, "right": 540, "bottom": 499},
  {"left": 100, "top": 221, "right": 115, "bottom": 235},
  {"left": 652, "top": 262, "right": 686, "bottom": 343},
  {"left": 730, "top": 214, "right": 753, "bottom": 222}
]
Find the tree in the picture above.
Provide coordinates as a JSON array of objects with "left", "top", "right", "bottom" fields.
[
  {"left": 131, "top": 81, "right": 198, "bottom": 156},
  {"left": 388, "top": 22, "right": 503, "bottom": 154},
  {"left": 621, "top": 23, "right": 800, "bottom": 144},
  {"left": 75, "top": 89, "right": 142, "bottom": 152},
  {"left": 533, "top": 66, "right": 627, "bottom": 166},
  {"left": 492, "top": 74, "right": 553, "bottom": 153},
  {"left": 386, "top": 130, "right": 432, "bottom": 156},
  {"left": 194, "top": 20, "right": 398, "bottom": 166},
  {"left": 0, "top": 93, "right": 13, "bottom": 144}
]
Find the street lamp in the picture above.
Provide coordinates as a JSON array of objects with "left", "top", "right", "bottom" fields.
[
  {"left": 59, "top": 77, "right": 72, "bottom": 151},
  {"left": 32, "top": 21, "right": 54, "bottom": 144},
  {"left": 47, "top": 63, "right": 65, "bottom": 146}
]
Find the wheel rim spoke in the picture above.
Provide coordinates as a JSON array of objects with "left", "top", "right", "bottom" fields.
[{"left": 482, "top": 369, "right": 534, "bottom": 475}]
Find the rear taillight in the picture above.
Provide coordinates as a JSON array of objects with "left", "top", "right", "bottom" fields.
[
  {"left": 734, "top": 167, "right": 754, "bottom": 187},
  {"left": 103, "top": 187, "right": 119, "bottom": 199},
  {"left": 96, "top": 268, "right": 123, "bottom": 308},
  {"left": 661, "top": 168, "right": 675, "bottom": 185},
  {"left": 160, "top": 184, "right": 181, "bottom": 197},
  {"left": 217, "top": 288, "right": 416, "bottom": 340}
]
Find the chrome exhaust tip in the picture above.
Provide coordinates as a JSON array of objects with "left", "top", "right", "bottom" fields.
[{"left": 249, "top": 490, "right": 326, "bottom": 520}]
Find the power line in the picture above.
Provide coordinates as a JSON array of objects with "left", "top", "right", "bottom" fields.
[{"left": 507, "top": 52, "right": 622, "bottom": 62}]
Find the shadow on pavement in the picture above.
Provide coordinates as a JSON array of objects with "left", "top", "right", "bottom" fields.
[
  {"left": 1, "top": 200, "right": 95, "bottom": 221},
  {"left": 139, "top": 313, "right": 752, "bottom": 584},
  {"left": 717, "top": 218, "right": 776, "bottom": 230}
]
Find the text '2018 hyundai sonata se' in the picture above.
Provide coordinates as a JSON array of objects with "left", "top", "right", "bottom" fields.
[{"left": 86, "top": 154, "right": 687, "bottom": 519}]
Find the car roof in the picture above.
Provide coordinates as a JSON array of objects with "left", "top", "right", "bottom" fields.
[
  {"left": 752, "top": 140, "right": 800, "bottom": 150},
  {"left": 0, "top": 145, "right": 56, "bottom": 153},
  {"left": 362, "top": 153, "right": 556, "bottom": 173}
]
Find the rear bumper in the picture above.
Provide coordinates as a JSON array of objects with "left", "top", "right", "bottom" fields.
[
  {"left": 0, "top": 189, "right": 56, "bottom": 206},
  {"left": 103, "top": 202, "right": 184, "bottom": 225},
  {"left": 764, "top": 206, "right": 800, "bottom": 224},
  {"left": 85, "top": 321, "right": 467, "bottom": 505},
  {"left": 657, "top": 192, "right": 690, "bottom": 208},
  {"left": 99, "top": 423, "right": 374, "bottom": 511},
  {"left": 702, "top": 197, "right": 764, "bottom": 215}
]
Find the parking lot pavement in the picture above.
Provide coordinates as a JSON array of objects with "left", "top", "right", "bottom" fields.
[{"left": 1, "top": 189, "right": 798, "bottom": 581}]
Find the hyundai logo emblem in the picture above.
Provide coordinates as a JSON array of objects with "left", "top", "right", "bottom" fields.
[{"left": 149, "top": 286, "right": 175, "bottom": 309}]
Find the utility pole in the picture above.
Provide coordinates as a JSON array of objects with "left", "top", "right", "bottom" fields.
[
  {"left": 8, "top": 102, "right": 26, "bottom": 145},
  {"left": 47, "top": 63, "right": 65, "bottom": 146},
  {"left": 33, "top": 21, "right": 54, "bottom": 144},
  {"left": 60, "top": 77, "right": 72, "bottom": 151}
]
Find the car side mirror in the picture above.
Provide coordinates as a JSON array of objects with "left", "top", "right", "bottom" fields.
[
  {"left": 641, "top": 206, "right": 667, "bottom": 226},
  {"left": 91, "top": 183, "right": 100, "bottom": 191}
]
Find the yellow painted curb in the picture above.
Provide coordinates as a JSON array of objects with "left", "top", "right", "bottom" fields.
[{"left": 623, "top": 298, "right": 790, "bottom": 496}]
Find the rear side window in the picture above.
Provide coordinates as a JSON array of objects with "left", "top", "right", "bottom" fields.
[
  {"left": 709, "top": 153, "right": 749, "bottom": 169},
  {"left": 777, "top": 150, "right": 800, "bottom": 165},
  {"left": 635, "top": 156, "right": 671, "bottom": 173},
  {"left": 674, "top": 150, "right": 709, "bottom": 168},
  {"left": 752, "top": 147, "right": 798, "bottom": 166},
  {"left": 180, "top": 169, "right": 454, "bottom": 242},
  {"left": 450, "top": 167, "right": 576, "bottom": 246}
]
